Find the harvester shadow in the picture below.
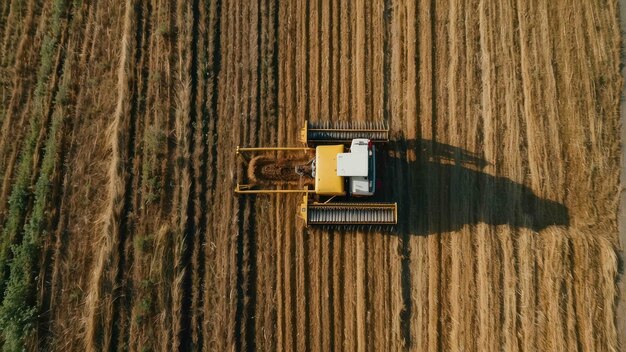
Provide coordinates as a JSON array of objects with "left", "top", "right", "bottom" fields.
[
  {"left": 379, "top": 139, "right": 570, "bottom": 236},
  {"left": 382, "top": 139, "right": 570, "bottom": 347}
]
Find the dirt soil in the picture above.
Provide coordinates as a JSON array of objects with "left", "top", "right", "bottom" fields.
[{"left": 0, "top": 0, "right": 622, "bottom": 351}]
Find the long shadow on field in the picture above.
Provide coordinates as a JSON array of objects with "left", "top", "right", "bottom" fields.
[
  {"left": 382, "top": 139, "right": 569, "bottom": 347},
  {"left": 379, "top": 139, "right": 570, "bottom": 235}
]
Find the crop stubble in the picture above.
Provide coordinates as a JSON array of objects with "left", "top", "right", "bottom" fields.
[{"left": 0, "top": 0, "right": 621, "bottom": 350}]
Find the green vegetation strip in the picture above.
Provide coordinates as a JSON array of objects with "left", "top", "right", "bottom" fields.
[
  {"left": 0, "top": 106, "right": 63, "bottom": 350},
  {"left": 0, "top": 1, "right": 68, "bottom": 350},
  {"left": 0, "top": 0, "right": 67, "bottom": 293}
]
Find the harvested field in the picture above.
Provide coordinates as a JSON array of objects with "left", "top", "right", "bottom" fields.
[{"left": 0, "top": 0, "right": 622, "bottom": 351}]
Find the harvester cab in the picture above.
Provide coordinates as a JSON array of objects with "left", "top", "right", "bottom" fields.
[
  {"left": 337, "top": 138, "right": 376, "bottom": 196},
  {"left": 235, "top": 120, "right": 397, "bottom": 226}
]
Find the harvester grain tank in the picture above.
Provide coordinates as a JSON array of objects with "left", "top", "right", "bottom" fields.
[{"left": 235, "top": 120, "right": 397, "bottom": 226}]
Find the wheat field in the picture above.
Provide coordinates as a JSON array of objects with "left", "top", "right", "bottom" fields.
[{"left": 0, "top": 0, "right": 622, "bottom": 351}]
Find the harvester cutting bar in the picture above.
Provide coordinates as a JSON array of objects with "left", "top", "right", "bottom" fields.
[
  {"left": 237, "top": 146, "right": 314, "bottom": 153},
  {"left": 307, "top": 202, "right": 397, "bottom": 225},
  {"left": 301, "top": 120, "right": 389, "bottom": 143}
]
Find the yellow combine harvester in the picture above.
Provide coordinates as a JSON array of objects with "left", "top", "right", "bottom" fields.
[{"left": 235, "top": 120, "right": 397, "bottom": 226}]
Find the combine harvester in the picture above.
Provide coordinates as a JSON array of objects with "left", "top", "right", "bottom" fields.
[{"left": 235, "top": 120, "right": 397, "bottom": 226}]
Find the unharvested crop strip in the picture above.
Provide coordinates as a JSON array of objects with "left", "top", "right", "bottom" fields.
[
  {"left": 0, "top": 40, "right": 75, "bottom": 349},
  {"left": 0, "top": 0, "right": 69, "bottom": 300}
]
